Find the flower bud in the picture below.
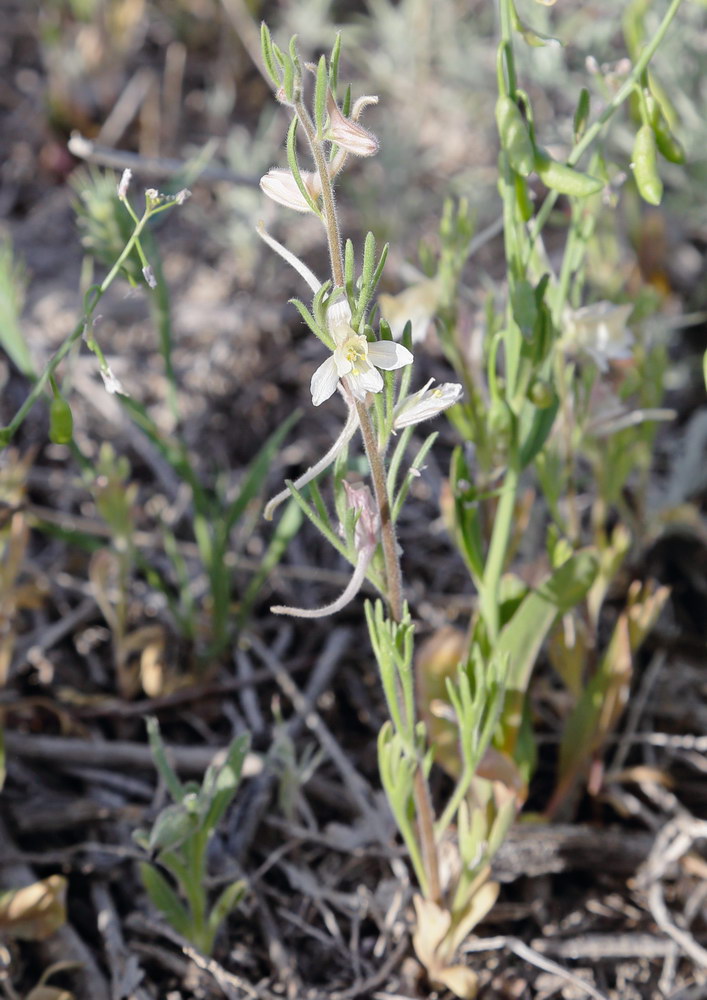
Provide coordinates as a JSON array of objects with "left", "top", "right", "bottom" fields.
[
  {"left": 393, "top": 380, "right": 463, "bottom": 429},
  {"left": 326, "top": 92, "right": 379, "bottom": 157},
  {"left": 117, "top": 168, "right": 132, "bottom": 199}
]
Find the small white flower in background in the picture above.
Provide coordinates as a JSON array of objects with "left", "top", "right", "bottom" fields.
[
  {"left": 117, "top": 168, "right": 132, "bottom": 199},
  {"left": 174, "top": 188, "right": 191, "bottom": 205},
  {"left": 260, "top": 167, "right": 322, "bottom": 213},
  {"left": 142, "top": 264, "right": 157, "bottom": 289},
  {"left": 100, "top": 365, "right": 128, "bottom": 396},
  {"left": 394, "top": 379, "right": 463, "bottom": 430},
  {"left": 326, "top": 92, "right": 379, "bottom": 157},
  {"left": 561, "top": 301, "right": 634, "bottom": 371},
  {"left": 311, "top": 300, "right": 413, "bottom": 406},
  {"left": 378, "top": 279, "right": 441, "bottom": 344}
]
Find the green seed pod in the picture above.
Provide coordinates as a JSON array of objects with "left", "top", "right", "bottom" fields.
[
  {"left": 645, "top": 94, "right": 685, "bottom": 165},
  {"left": 49, "top": 394, "right": 73, "bottom": 445},
  {"left": 654, "top": 121, "right": 685, "bottom": 165},
  {"left": 534, "top": 149, "right": 604, "bottom": 198},
  {"left": 496, "top": 96, "right": 535, "bottom": 178},
  {"left": 631, "top": 125, "right": 663, "bottom": 206},
  {"left": 514, "top": 172, "right": 534, "bottom": 222},
  {"left": 573, "top": 88, "right": 590, "bottom": 142},
  {"left": 527, "top": 378, "right": 555, "bottom": 409}
]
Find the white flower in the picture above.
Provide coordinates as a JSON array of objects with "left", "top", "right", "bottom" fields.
[
  {"left": 562, "top": 301, "right": 634, "bottom": 371},
  {"left": 99, "top": 364, "right": 128, "bottom": 396},
  {"left": 311, "top": 301, "right": 413, "bottom": 406},
  {"left": 259, "top": 167, "right": 321, "bottom": 213},
  {"left": 393, "top": 379, "right": 463, "bottom": 429},
  {"left": 117, "top": 168, "right": 132, "bottom": 199},
  {"left": 378, "top": 279, "right": 441, "bottom": 344}
]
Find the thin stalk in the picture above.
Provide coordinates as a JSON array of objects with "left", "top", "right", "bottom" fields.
[
  {"left": 355, "top": 400, "right": 402, "bottom": 623},
  {"left": 551, "top": 207, "right": 583, "bottom": 326},
  {"left": 1, "top": 210, "right": 153, "bottom": 444},
  {"left": 357, "top": 398, "right": 441, "bottom": 903},
  {"left": 528, "top": 0, "right": 686, "bottom": 255}
]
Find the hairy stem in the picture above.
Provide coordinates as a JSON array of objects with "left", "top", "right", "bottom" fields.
[{"left": 295, "top": 100, "right": 344, "bottom": 288}]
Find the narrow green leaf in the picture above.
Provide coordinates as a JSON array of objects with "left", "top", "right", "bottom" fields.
[
  {"left": 314, "top": 54, "right": 328, "bottom": 136},
  {"left": 499, "top": 550, "right": 599, "bottom": 694},
  {"left": 146, "top": 717, "right": 185, "bottom": 803},
  {"left": 140, "top": 864, "right": 191, "bottom": 937},
  {"left": 290, "top": 298, "right": 331, "bottom": 347},
  {"left": 344, "top": 239, "right": 355, "bottom": 302},
  {"left": 286, "top": 117, "right": 321, "bottom": 215},
  {"left": 202, "top": 733, "right": 251, "bottom": 831},
  {"left": 207, "top": 880, "right": 247, "bottom": 940},
  {"left": 519, "top": 396, "right": 559, "bottom": 468},
  {"left": 285, "top": 480, "right": 349, "bottom": 560},
  {"left": 280, "top": 45, "right": 295, "bottom": 102},
  {"left": 0, "top": 239, "right": 34, "bottom": 377},
  {"left": 328, "top": 32, "right": 342, "bottom": 95},
  {"left": 573, "top": 87, "right": 590, "bottom": 142},
  {"left": 260, "top": 23, "right": 281, "bottom": 89},
  {"left": 392, "top": 432, "right": 437, "bottom": 522}
]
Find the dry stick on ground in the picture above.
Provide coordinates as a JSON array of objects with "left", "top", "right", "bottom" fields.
[
  {"left": 463, "top": 936, "right": 611, "bottom": 1000},
  {"left": 4, "top": 730, "right": 264, "bottom": 778},
  {"left": 636, "top": 815, "right": 707, "bottom": 971},
  {"left": 0, "top": 814, "right": 111, "bottom": 1000},
  {"left": 68, "top": 133, "right": 257, "bottom": 186},
  {"left": 530, "top": 933, "right": 679, "bottom": 960}
]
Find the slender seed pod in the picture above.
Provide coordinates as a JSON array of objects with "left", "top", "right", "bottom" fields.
[
  {"left": 49, "top": 394, "right": 73, "bottom": 444},
  {"left": 648, "top": 97, "right": 686, "bottom": 165},
  {"left": 534, "top": 149, "right": 603, "bottom": 197},
  {"left": 514, "top": 173, "right": 534, "bottom": 222},
  {"left": 496, "top": 96, "right": 535, "bottom": 177},
  {"left": 631, "top": 125, "right": 663, "bottom": 206}
]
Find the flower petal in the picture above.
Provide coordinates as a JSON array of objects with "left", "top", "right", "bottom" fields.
[
  {"left": 311, "top": 356, "right": 340, "bottom": 406},
  {"left": 333, "top": 346, "right": 353, "bottom": 377},
  {"left": 260, "top": 168, "right": 320, "bottom": 213},
  {"left": 368, "top": 340, "right": 414, "bottom": 371},
  {"left": 353, "top": 365, "right": 384, "bottom": 395}
]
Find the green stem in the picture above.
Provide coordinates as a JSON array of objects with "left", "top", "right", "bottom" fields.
[
  {"left": 355, "top": 401, "right": 402, "bottom": 623},
  {"left": 528, "top": 0, "right": 686, "bottom": 254},
  {"left": 551, "top": 206, "right": 583, "bottom": 326},
  {"left": 1, "top": 209, "right": 152, "bottom": 446}
]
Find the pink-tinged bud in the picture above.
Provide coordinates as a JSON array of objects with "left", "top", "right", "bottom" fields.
[
  {"left": 259, "top": 167, "right": 321, "bottom": 213},
  {"left": 117, "top": 168, "right": 132, "bottom": 199},
  {"left": 326, "top": 92, "right": 379, "bottom": 157},
  {"left": 175, "top": 188, "right": 191, "bottom": 205},
  {"left": 342, "top": 481, "right": 379, "bottom": 554}
]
